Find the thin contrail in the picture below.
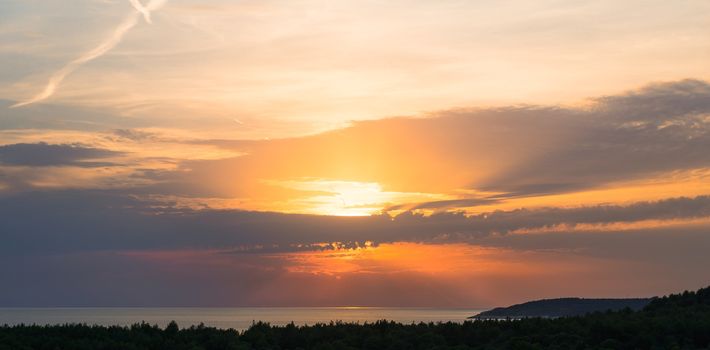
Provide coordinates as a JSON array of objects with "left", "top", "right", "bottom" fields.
[
  {"left": 10, "top": 0, "right": 168, "bottom": 108},
  {"left": 129, "top": 0, "right": 153, "bottom": 23}
]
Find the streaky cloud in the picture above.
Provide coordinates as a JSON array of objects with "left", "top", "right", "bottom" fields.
[
  {"left": 9, "top": 0, "right": 168, "bottom": 108},
  {"left": 2, "top": 191, "right": 709, "bottom": 255},
  {"left": 129, "top": 0, "right": 152, "bottom": 24},
  {"left": 0, "top": 142, "right": 122, "bottom": 167},
  {"left": 185, "top": 80, "right": 710, "bottom": 202}
]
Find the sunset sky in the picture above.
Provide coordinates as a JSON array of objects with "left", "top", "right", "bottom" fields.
[{"left": 1, "top": 0, "right": 710, "bottom": 307}]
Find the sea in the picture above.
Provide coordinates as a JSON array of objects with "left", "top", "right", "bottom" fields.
[{"left": 0, "top": 308, "right": 484, "bottom": 331}]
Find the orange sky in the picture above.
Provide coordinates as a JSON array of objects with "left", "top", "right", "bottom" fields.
[{"left": 1, "top": 0, "right": 710, "bottom": 307}]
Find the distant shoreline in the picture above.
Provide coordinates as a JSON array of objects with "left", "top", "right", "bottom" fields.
[{"left": 470, "top": 297, "right": 651, "bottom": 320}]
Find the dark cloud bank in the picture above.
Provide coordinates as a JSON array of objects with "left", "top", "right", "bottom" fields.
[
  {"left": 1, "top": 190, "right": 709, "bottom": 255},
  {"left": 0, "top": 142, "right": 121, "bottom": 167},
  {"left": 1, "top": 190, "right": 710, "bottom": 307}
]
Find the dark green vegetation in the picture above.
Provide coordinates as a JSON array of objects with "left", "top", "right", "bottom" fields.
[
  {"left": 471, "top": 297, "right": 651, "bottom": 320},
  {"left": 1, "top": 286, "right": 709, "bottom": 350}
]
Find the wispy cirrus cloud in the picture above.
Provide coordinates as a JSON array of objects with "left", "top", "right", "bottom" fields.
[
  {"left": 10, "top": 0, "right": 168, "bottom": 108},
  {"left": 129, "top": 0, "right": 154, "bottom": 24}
]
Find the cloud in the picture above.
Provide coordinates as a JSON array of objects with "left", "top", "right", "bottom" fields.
[
  {"left": 155, "top": 80, "right": 710, "bottom": 206},
  {"left": 111, "top": 128, "right": 159, "bottom": 142},
  {"left": 3, "top": 79, "right": 708, "bottom": 204},
  {"left": 384, "top": 198, "right": 500, "bottom": 212},
  {"left": 129, "top": 0, "right": 153, "bottom": 24},
  {"left": 2, "top": 80, "right": 708, "bottom": 217},
  {"left": 479, "top": 79, "right": 710, "bottom": 196},
  {"left": 0, "top": 100, "right": 156, "bottom": 131},
  {"left": 2, "top": 191, "right": 709, "bottom": 307},
  {"left": 0, "top": 142, "right": 122, "bottom": 167},
  {"left": 3, "top": 242, "right": 705, "bottom": 307},
  {"left": 2, "top": 190, "right": 709, "bottom": 256},
  {"left": 10, "top": 0, "right": 168, "bottom": 108}
]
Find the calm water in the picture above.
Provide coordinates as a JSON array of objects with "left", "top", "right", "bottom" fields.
[{"left": 0, "top": 308, "right": 483, "bottom": 331}]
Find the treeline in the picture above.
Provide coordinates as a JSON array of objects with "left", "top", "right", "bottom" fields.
[{"left": 1, "top": 286, "right": 709, "bottom": 350}]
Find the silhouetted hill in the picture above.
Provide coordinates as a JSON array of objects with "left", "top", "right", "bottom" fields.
[{"left": 471, "top": 297, "right": 651, "bottom": 319}]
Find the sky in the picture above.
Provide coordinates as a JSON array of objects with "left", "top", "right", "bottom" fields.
[{"left": 1, "top": 0, "right": 710, "bottom": 307}]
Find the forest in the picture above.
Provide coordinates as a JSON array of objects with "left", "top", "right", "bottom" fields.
[{"left": 1, "top": 286, "right": 709, "bottom": 350}]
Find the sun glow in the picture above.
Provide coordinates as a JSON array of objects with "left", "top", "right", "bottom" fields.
[
  {"left": 277, "top": 242, "right": 584, "bottom": 277},
  {"left": 266, "top": 179, "right": 449, "bottom": 216}
]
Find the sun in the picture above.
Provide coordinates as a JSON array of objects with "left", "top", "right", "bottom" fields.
[
  {"left": 299, "top": 180, "right": 390, "bottom": 216},
  {"left": 266, "top": 179, "right": 449, "bottom": 216}
]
